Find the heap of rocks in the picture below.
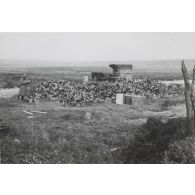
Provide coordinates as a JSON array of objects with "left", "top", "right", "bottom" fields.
[{"left": 29, "top": 78, "right": 184, "bottom": 106}]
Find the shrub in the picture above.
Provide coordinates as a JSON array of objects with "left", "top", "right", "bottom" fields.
[
  {"left": 125, "top": 117, "right": 187, "bottom": 163},
  {"left": 163, "top": 137, "right": 195, "bottom": 164}
]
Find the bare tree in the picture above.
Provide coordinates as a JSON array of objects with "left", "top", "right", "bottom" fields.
[{"left": 181, "top": 60, "right": 195, "bottom": 135}]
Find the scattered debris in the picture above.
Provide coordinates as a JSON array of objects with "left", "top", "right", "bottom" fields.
[
  {"left": 27, "top": 116, "right": 34, "bottom": 119},
  {"left": 110, "top": 147, "right": 119, "bottom": 152},
  {"left": 22, "top": 110, "right": 34, "bottom": 115},
  {"left": 13, "top": 138, "right": 20, "bottom": 144}
]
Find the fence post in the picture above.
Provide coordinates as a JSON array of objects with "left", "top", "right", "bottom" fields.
[{"left": 181, "top": 60, "right": 195, "bottom": 135}]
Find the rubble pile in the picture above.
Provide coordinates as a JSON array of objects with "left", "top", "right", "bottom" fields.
[{"left": 30, "top": 79, "right": 184, "bottom": 106}]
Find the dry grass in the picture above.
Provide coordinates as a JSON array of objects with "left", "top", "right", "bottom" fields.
[
  {"left": 0, "top": 68, "right": 187, "bottom": 163},
  {"left": 125, "top": 117, "right": 187, "bottom": 164},
  {"left": 0, "top": 95, "right": 186, "bottom": 164},
  {"left": 0, "top": 94, "right": 186, "bottom": 164},
  {"left": 0, "top": 98, "right": 139, "bottom": 163}
]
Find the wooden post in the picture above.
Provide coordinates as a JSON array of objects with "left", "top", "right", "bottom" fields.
[
  {"left": 0, "top": 141, "right": 1, "bottom": 164},
  {"left": 192, "top": 65, "right": 195, "bottom": 127},
  {"left": 181, "top": 60, "right": 195, "bottom": 135}
]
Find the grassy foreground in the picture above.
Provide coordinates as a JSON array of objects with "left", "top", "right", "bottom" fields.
[{"left": 0, "top": 95, "right": 185, "bottom": 164}]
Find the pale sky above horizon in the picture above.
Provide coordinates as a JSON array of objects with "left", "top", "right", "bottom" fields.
[{"left": 0, "top": 32, "right": 195, "bottom": 61}]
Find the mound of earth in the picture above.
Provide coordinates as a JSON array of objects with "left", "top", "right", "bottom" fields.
[{"left": 124, "top": 117, "right": 187, "bottom": 163}]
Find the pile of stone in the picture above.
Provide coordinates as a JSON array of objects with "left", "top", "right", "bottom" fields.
[{"left": 29, "top": 78, "right": 184, "bottom": 106}]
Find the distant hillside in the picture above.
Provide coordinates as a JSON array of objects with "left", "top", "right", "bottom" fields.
[{"left": 0, "top": 59, "right": 195, "bottom": 73}]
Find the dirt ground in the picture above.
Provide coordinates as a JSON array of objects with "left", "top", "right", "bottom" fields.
[{"left": 0, "top": 95, "right": 185, "bottom": 163}]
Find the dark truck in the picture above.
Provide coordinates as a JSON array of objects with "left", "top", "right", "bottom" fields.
[
  {"left": 91, "top": 64, "right": 133, "bottom": 82},
  {"left": 91, "top": 72, "right": 117, "bottom": 82}
]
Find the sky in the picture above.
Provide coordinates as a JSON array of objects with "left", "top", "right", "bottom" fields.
[{"left": 0, "top": 32, "right": 195, "bottom": 62}]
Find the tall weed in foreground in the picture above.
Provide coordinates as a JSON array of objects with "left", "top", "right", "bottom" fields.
[
  {"left": 125, "top": 117, "right": 187, "bottom": 163},
  {"left": 163, "top": 137, "right": 195, "bottom": 164}
]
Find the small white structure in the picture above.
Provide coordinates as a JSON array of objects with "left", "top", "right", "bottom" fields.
[
  {"left": 82, "top": 76, "right": 89, "bottom": 84},
  {"left": 116, "top": 93, "right": 125, "bottom": 104}
]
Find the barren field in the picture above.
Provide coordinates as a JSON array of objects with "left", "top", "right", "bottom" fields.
[
  {"left": 0, "top": 94, "right": 185, "bottom": 163},
  {"left": 0, "top": 67, "right": 187, "bottom": 164}
]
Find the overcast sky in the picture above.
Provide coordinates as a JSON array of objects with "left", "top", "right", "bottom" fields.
[{"left": 0, "top": 32, "right": 195, "bottom": 61}]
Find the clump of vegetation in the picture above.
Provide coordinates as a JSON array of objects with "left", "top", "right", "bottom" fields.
[
  {"left": 0, "top": 100, "right": 132, "bottom": 164},
  {"left": 125, "top": 117, "right": 187, "bottom": 163},
  {"left": 163, "top": 137, "right": 195, "bottom": 164}
]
